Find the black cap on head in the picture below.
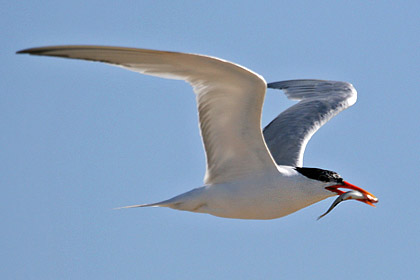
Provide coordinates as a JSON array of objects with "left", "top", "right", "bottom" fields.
[{"left": 294, "top": 167, "right": 343, "bottom": 183}]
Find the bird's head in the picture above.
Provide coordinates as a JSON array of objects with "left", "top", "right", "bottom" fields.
[{"left": 295, "top": 167, "right": 378, "bottom": 206}]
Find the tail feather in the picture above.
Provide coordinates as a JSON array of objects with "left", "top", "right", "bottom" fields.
[
  {"left": 113, "top": 201, "right": 170, "bottom": 210},
  {"left": 114, "top": 187, "right": 206, "bottom": 212},
  {"left": 113, "top": 203, "right": 160, "bottom": 210}
]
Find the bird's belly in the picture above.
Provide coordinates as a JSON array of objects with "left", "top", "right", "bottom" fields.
[{"left": 201, "top": 183, "right": 326, "bottom": 220}]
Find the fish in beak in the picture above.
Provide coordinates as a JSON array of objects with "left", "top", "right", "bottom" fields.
[
  {"left": 318, "top": 181, "right": 379, "bottom": 219},
  {"left": 326, "top": 181, "right": 378, "bottom": 206}
]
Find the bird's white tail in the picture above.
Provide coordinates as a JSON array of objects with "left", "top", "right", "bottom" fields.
[
  {"left": 113, "top": 202, "right": 165, "bottom": 210},
  {"left": 114, "top": 187, "right": 207, "bottom": 212}
]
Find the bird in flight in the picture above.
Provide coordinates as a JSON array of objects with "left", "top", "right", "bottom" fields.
[{"left": 17, "top": 45, "right": 378, "bottom": 220}]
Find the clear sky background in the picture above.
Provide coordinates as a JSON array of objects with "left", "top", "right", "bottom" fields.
[{"left": 3, "top": 1, "right": 419, "bottom": 279}]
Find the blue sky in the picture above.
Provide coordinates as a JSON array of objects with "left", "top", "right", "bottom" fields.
[{"left": 3, "top": 1, "right": 419, "bottom": 279}]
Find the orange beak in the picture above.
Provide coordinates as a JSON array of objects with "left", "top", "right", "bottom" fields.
[{"left": 326, "top": 181, "right": 378, "bottom": 207}]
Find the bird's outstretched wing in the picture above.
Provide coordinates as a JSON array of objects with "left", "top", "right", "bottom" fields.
[
  {"left": 18, "top": 46, "right": 277, "bottom": 184},
  {"left": 263, "top": 79, "right": 357, "bottom": 167}
]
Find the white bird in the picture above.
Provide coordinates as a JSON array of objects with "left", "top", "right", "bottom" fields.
[{"left": 17, "top": 45, "right": 378, "bottom": 220}]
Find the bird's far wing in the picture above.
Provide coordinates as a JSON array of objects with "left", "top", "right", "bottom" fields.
[
  {"left": 18, "top": 46, "right": 277, "bottom": 184},
  {"left": 263, "top": 79, "right": 357, "bottom": 167}
]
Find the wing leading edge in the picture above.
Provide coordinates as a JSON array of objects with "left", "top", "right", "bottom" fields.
[{"left": 17, "top": 45, "right": 277, "bottom": 184}]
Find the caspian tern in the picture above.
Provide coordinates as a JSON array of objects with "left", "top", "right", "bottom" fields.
[{"left": 17, "top": 45, "right": 378, "bottom": 220}]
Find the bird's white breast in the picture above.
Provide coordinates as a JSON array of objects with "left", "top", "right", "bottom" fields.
[{"left": 196, "top": 166, "right": 332, "bottom": 219}]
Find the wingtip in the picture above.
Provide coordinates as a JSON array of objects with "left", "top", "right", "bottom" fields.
[
  {"left": 16, "top": 47, "right": 44, "bottom": 55},
  {"left": 16, "top": 46, "right": 66, "bottom": 55},
  {"left": 267, "top": 81, "right": 284, "bottom": 89},
  {"left": 267, "top": 79, "right": 328, "bottom": 90},
  {"left": 16, "top": 49, "right": 28, "bottom": 54}
]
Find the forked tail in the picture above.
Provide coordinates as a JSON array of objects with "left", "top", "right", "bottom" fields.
[
  {"left": 114, "top": 187, "right": 207, "bottom": 212},
  {"left": 113, "top": 202, "right": 165, "bottom": 210}
]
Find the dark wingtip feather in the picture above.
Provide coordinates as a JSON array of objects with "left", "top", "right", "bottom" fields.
[
  {"left": 16, "top": 47, "right": 47, "bottom": 55},
  {"left": 267, "top": 81, "right": 286, "bottom": 89},
  {"left": 268, "top": 79, "right": 329, "bottom": 90},
  {"left": 16, "top": 49, "right": 29, "bottom": 54}
]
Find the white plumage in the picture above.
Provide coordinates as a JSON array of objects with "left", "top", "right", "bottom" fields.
[{"left": 17, "top": 45, "right": 377, "bottom": 219}]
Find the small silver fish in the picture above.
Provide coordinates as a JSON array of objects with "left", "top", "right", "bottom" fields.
[{"left": 317, "top": 190, "right": 366, "bottom": 220}]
